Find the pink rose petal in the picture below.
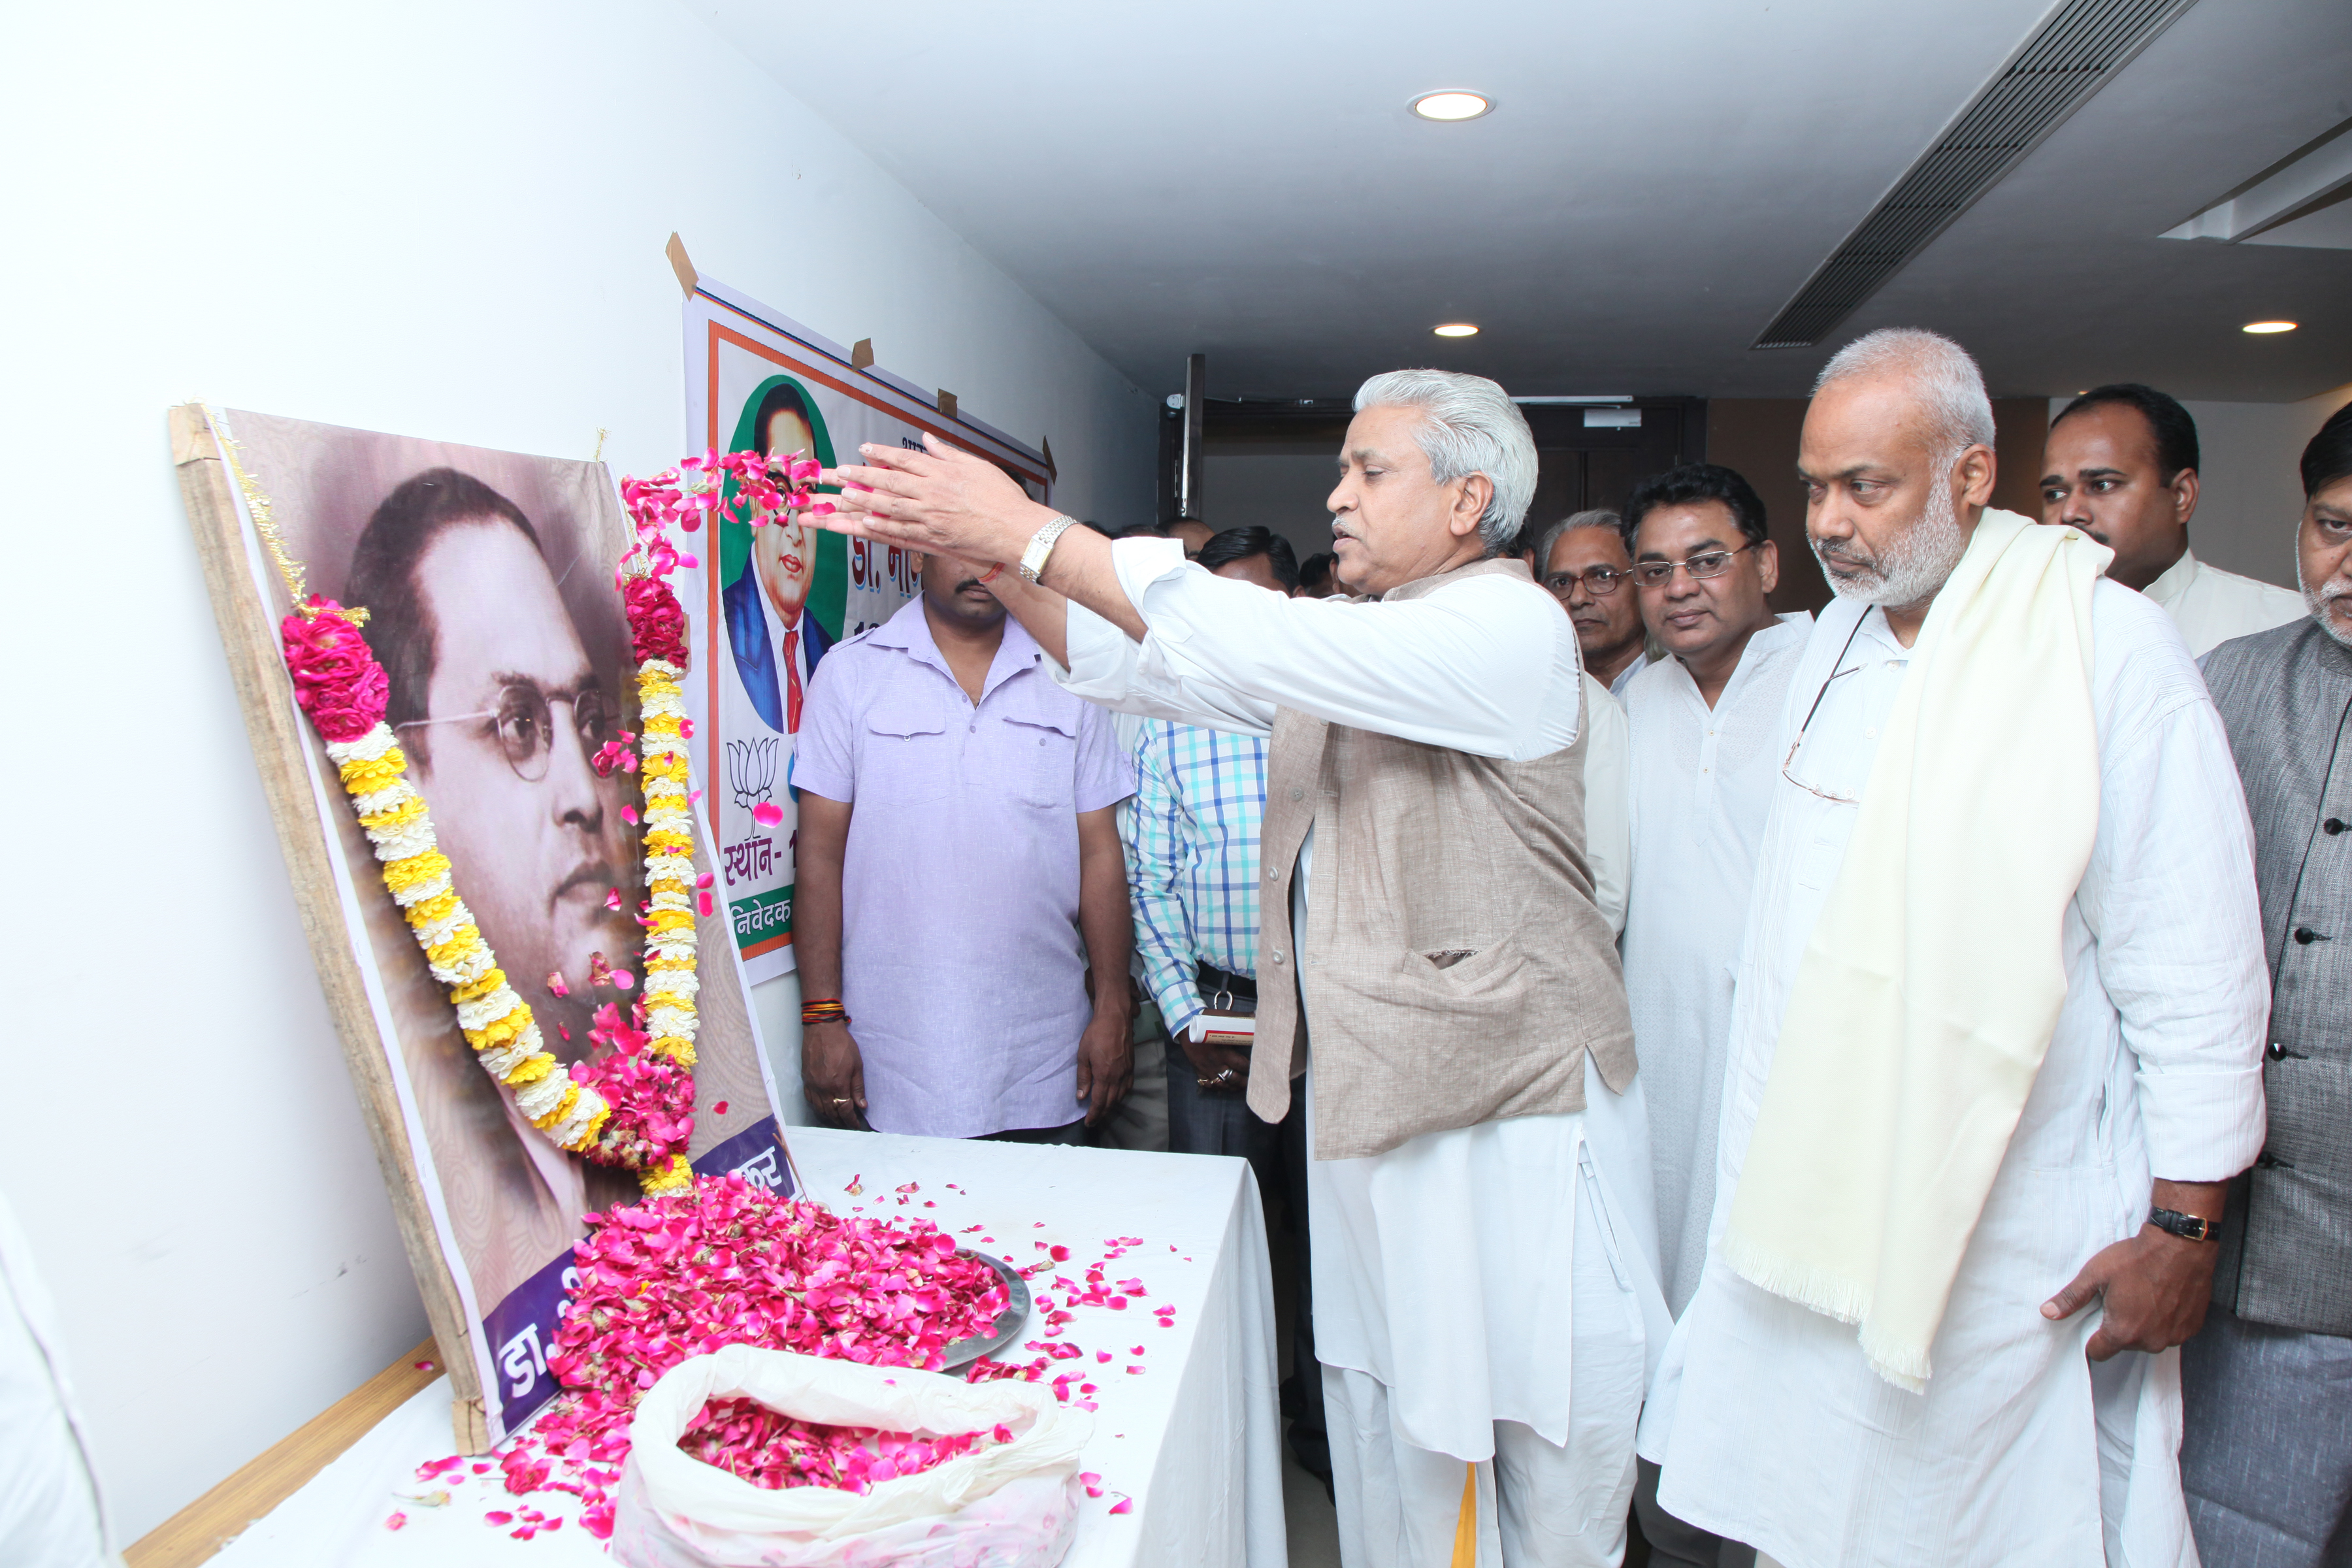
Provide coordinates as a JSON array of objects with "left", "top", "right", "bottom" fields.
[{"left": 752, "top": 801, "right": 785, "bottom": 827}]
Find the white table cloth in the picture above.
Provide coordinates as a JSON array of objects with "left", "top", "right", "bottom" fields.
[{"left": 213, "top": 1128, "right": 1286, "bottom": 1567}]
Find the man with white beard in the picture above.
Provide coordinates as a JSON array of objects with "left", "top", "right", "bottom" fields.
[
  {"left": 2179, "top": 401, "right": 2352, "bottom": 1567},
  {"left": 1639, "top": 328, "right": 2268, "bottom": 1567}
]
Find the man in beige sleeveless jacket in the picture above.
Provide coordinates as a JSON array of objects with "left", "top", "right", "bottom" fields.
[{"left": 818, "top": 369, "right": 1666, "bottom": 1567}]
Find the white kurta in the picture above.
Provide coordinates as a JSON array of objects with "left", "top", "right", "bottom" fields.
[
  {"left": 1581, "top": 676, "right": 1631, "bottom": 938},
  {"left": 1639, "top": 582, "right": 2268, "bottom": 1568},
  {"left": 1056, "top": 540, "right": 1665, "bottom": 1479},
  {"left": 1619, "top": 613, "right": 1810, "bottom": 1315},
  {"left": 2141, "top": 547, "right": 2304, "bottom": 658}
]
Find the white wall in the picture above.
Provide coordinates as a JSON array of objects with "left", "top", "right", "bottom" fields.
[
  {"left": 2049, "top": 383, "right": 2352, "bottom": 588},
  {"left": 0, "top": 0, "right": 1152, "bottom": 1539}
]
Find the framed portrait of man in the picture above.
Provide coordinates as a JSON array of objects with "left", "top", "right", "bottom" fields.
[{"left": 176, "top": 408, "right": 789, "bottom": 1445}]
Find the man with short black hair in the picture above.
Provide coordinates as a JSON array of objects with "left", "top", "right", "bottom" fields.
[
  {"left": 1126, "top": 521, "right": 1330, "bottom": 1486},
  {"left": 1194, "top": 525, "right": 1301, "bottom": 594},
  {"left": 1538, "top": 511, "right": 1648, "bottom": 695},
  {"left": 1298, "top": 550, "right": 1338, "bottom": 598},
  {"left": 2181, "top": 402, "right": 2352, "bottom": 1568},
  {"left": 2041, "top": 382, "right": 2302, "bottom": 655},
  {"left": 1617, "top": 462, "right": 1807, "bottom": 1568},
  {"left": 792, "top": 551, "right": 1137, "bottom": 1141}
]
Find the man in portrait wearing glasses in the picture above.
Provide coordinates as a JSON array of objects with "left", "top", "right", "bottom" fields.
[
  {"left": 813, "top": 369, "right": 1661, "bottom": 1568},
  {"left": 351, "top": 468, "right": 636, "bottom": 1053},
  {"left": 726, "top": 380, "right": 835, "bottom": 736},
  {"left": 1639, "top": 330, "right": 2267, "bottom": 1566},
  {"left": 1539, "top": 508, "right": 1649, "bottom": 696},
  {"left": 346, "top": 466, "right": 643, "bottom": 1244},
  {"left": 1614, "top": 462, "right": 1808, "bottom": 1568}
]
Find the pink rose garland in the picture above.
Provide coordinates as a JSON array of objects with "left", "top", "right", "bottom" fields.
[{"left": 279, "top": 596, "right": 387, "bottom": 743}]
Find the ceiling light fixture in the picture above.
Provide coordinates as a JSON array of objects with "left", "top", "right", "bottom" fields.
[
  {"left": 1411, "top": 91, "right": 1492, "bottom": 122},
  {"left": 2242, "top": 319, "right": 2298, "bottom": 334},
  {"left": 1433, "top": 323, "right": 1478, "bottom": 338}
]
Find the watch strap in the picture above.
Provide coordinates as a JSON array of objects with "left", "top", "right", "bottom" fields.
[
  {"left": 2148, "top": 1205, "right": 2219, "bottom": 1243},
  {"left": 1019, "top": 515, "right": 1079, "bottom": 584}
]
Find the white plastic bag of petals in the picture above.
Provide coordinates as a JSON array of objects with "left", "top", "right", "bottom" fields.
[{"left": 609, "top": 1344, "right": 1092, "bottom": 1568}]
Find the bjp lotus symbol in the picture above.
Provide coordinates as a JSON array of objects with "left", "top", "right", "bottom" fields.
[{"left": 726, "top": 737, "right": 779, "bottom": 811}]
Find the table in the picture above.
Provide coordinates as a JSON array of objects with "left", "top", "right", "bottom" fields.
[{"left": 212, "top": 1129, "right": 1286, "bottom": 1567}]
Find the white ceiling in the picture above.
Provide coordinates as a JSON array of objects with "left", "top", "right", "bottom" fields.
[{"left": 705, "top": 0, "right": 2352, "bottom": 402}]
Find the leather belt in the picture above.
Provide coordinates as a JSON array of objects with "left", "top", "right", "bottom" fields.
[{"left": 1195, "top": 960, "right": 1257, "bottom": 1005}]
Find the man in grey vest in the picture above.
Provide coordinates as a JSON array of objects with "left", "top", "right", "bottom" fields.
[
  {"left": 2183, "top": 400, "right": 2352, "bottom": 1567},
  {"left": 819, "top": 369, "right": 1663, "bottom": 1567}
]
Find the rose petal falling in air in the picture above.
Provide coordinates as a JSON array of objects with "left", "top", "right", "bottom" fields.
[{"left": 752, "top": 802, "right": 785, "bottom": 827}]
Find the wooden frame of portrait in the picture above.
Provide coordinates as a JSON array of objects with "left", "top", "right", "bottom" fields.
[{"left": 171, "top": 403, "right": 495, "bottom": 1448}]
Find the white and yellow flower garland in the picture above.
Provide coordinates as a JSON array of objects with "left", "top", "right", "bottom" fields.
[
  {"left": 626, "top": 650, "right": 698, "bottom": 1196},
  {"left": 331, "top": 723, "right": 613, "bottom": 1153}
]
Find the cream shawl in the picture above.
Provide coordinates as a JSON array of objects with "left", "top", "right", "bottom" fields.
[{"left": 1720, "top": 508, "right": 2109, "bottom": 1391}]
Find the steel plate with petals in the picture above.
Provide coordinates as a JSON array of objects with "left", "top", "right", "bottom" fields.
[{"left": 940, "top": 1251, "right": 1030, "bottom": 1371}]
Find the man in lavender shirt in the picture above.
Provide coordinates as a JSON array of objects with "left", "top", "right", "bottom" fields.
[{"left": 792, "top": 551, "right": 1137, "bottom": 1141}]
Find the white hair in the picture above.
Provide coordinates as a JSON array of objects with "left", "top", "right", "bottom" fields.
[
  {"left": 1352, "top": 369, "right": 1539, "bottom": 551},
  {"left": 1814, "top": 327, "right": 1997, "bottom": 461},
  {"left": 1533, "top": 509, "right": 1624, "bottom": 572},
  {"left": 2299, "top": 553, "right": 2351, "bottom": 649}
]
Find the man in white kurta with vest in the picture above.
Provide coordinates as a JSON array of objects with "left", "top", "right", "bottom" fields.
[
  {"left": 817, "top": 370, "right": 1666, "bottom": 1567},
  {"left": 1639, "top": 328, "right": 2270, "bottom": 1567}
]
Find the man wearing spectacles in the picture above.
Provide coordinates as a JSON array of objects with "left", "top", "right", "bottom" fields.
[
  {"left": 348, "top": 467, "right": 644, "bottom": 1232},
  {"left": 1641, "top": 331, "right": 2266, "bottom": 1568},
  {"left": 1537, "top": 510, "right": 1649, "bottom": 696},
  {"left": 1614, "top": 463, "right": 1809, "bottom": 1568},
  {"left": 354, "top": 469, "right": 638, "bottom": 1055}
]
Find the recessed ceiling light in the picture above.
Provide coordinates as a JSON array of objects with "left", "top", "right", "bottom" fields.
[
  {"left": 2243, "top": 319, "right": 2298, "bottom": 334},
  {"left": 1433, "top": 323, "right": 1479, "bottom": 338},
  {"left": 1411, "top": 91, "right": 1492, "bottom": 122}
]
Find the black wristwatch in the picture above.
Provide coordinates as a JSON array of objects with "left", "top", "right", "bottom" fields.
[{"left": 2148, "top": 1206, "right": 2221, "bottom": 1243}]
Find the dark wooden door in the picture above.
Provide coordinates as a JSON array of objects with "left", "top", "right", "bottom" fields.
[{"left": 1520, "top": 400, "right": 1702, "bottom": 534}]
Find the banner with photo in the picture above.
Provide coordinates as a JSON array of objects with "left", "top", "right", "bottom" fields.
[{"left": 681, "top": 279, "right": 1054, "bottom": 984}]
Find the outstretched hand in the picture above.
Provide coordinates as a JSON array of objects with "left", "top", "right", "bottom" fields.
[{"left": 817, "top": 433, "right": 1050, "bottom": 567}]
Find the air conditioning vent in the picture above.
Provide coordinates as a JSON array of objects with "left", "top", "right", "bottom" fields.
[{"left": 1754, "top": 0, "right": 2198, "bottom": 350}]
